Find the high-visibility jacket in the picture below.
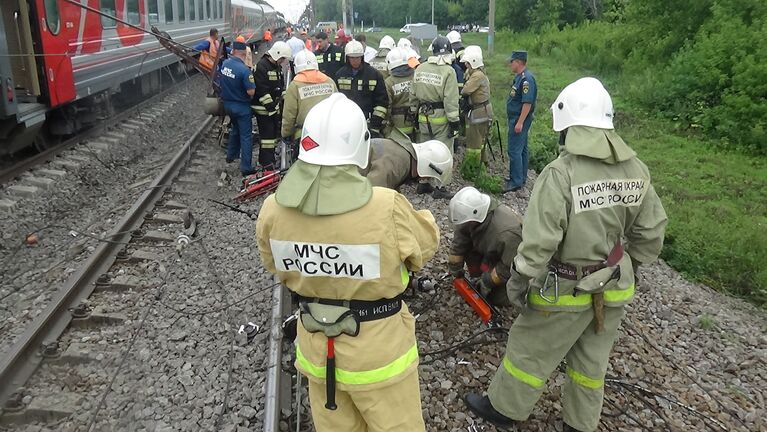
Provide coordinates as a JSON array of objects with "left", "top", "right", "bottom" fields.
[
  {"left": 256, "top": 187, "right": 440, "bottom": 391},
  {"left": 281, "top": 71, "right": 337, "bottom": 139},
  {"left": 385, "top": 72, "right": 416, "bottom": 136},
  {"left": 315, "top": 44, "right": 345, "bottom": 81},
  {"left": 334, "top": 63, "right": 389, "bottom": 122},
  {"left": 369, "top": 48, "right": 390, "bottom": 80},
  {"left": 411, "top": 58, "right": 460, "bottom": 125},
  {"left": 264, "top": 30, "right": 272, "bottom": 42},
  {"left": 199, "top": 37, "right": 219, "bottom": 72},
  {"left": 252, "top": 55, "right": 284, "bottom": 116},
  {"left": 449, "top": 202, "right": 522, "bottom": 284},
  {"left": 514, "top": 126, "right": 668, "bottom": 312}
]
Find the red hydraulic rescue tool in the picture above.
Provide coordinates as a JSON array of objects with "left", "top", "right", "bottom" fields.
[{"left": 453, "top": 276, "right": 503, "bottom": 328}]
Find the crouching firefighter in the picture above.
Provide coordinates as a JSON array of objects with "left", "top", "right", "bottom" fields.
[
  {"left": 463, "top": 78, "right": 668, "bottom": 432},
  {"left": 366, "top": 128, "right": 453, "bottom": 198},
  {"left": 448, "top": 187, "right": 522, "bottom": 306},
  {"left": 256, "top": 93, "right": 439, "bottom": 432}
]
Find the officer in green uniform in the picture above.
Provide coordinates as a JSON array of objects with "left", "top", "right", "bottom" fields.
[
  {"left": 365, "top": 128, "right": 452, "bottom": 195},
  {"left": 384, "top": 47, "right": 417, "bottom": 139},
  {"left": 447, "top": 187, "right": 523, "bottom": 306},
  {"left": 464, "top": 77, "right": 668, "bottom": 432}
]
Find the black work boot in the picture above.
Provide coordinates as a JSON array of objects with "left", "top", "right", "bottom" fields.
[
  {"left": 431, "top": 187, "right": 454, "bottom": 200},
  {"left": 416, "top": 182, "right": 434, "bottom": 195},
  {"left": 563, "top": 423, "right": 585, "bottom": 432},
  {"left": 464, "top": 394, "right": 516, "bottom": 430}
]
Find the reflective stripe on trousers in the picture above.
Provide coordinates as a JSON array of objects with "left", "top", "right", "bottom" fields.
[{"left": 296, "top": 343, "right": 419, "bottom": 385}]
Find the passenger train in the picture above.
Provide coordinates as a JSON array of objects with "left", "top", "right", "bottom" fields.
[{"left": 0, "top": 0, "right": 286, "bottom": 154}]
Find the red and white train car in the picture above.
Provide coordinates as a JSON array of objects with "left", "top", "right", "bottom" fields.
[{"left": 0, "top": 0, "right": 285, "bottom": 154}]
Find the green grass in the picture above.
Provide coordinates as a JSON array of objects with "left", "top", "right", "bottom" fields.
[{"left": 360, "top": 30, "right": 767, "bottom": 305}]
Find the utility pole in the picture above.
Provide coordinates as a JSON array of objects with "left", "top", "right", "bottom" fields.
[
  {"left": 431, "top": 0, "right": 434, "bottom": 25},
  {"left": 488, "top": 0, "right": 495, "bottom": 55},
  {"left": 350, "top": 0, "right": 355, "bottom": 32},
  {"left": 342, "top": 0, "right": 347, "bottom": 33}
]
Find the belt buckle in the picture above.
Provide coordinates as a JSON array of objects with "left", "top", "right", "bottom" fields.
[{"left": 540, "top": 268, "right": 559, "bottom": 304}]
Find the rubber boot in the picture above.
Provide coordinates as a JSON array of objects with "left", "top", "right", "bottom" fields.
[
  {"left": 464, "top": 394, "right": 516, "bottom": 430},
  {"left": 416, "top": 182, "right": 435, "bottom": 195}
]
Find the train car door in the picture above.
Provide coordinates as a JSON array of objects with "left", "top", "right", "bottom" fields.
[
  {"left": 32, "top": 0, "right": 76, "bottom": 107},
  {"left": 1, "top": 0, "right": 42, "bottom": 99}
]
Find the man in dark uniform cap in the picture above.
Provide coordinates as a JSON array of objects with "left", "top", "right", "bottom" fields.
[{"left": 505, "top": 50, "right": 537, "bottom": 192}]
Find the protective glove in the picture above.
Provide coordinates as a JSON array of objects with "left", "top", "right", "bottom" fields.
[
  {"left": 449, "top": 120, "right": 461, "bottom": 137},
  {"left": 448, "top": 258, "right": 464, "bottom": 278},
  {"left": 265, "top": 101, "right": 279, "bottom": 116},
  {"left": 506, "top": 265, "right": 531, "bottom": 309},
  {"left": 369, "top": 116, "right": 384, "bottom": 137}
]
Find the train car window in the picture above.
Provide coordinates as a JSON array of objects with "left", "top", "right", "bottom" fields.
[
  {"left": 126, "top": 0, "right": 140, "bottom": 24},
  {"left": 43, "top": 0, "right": 60, "bottom": 34},
  {"left": 164, "top": 0, "right": 173, "bottom": 23},
  {"left": 100, "top": 0, "right": 117, "bottom": 28},
  {"left": 189, "top": 0, "right": 195, "bottom": 21},
  {"left": 198, "top": 0, "right": 204, "bottom": 21},
  {"left": 206, "top": 0, "right": 212, "bottom": 19},
  {"left": 149, "top": 0, "right": 160, "bottom": 23},
  {"left": 218, "top": 0, "right": 222, "bottom": 20},
  {"left": 178, "top": 0, "right": 185, "bottom": 22}
]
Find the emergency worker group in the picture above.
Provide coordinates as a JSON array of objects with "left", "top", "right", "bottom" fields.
[{"left": 207, "top": 28, "right": 668, "bottom": 432}]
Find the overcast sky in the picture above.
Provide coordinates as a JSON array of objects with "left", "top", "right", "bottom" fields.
[{"left": 265, "top": 0, "right": 310, "bottom": 23}]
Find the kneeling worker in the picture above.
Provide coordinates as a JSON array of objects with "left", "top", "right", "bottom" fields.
[
  {"left": 256, "top": 93, "right": 439, "bottom": 432},
  {"left": 366, "top": 128, "right": 453, "bottom": 196},
  {"left": 448, "top": 186, "right": 523, "bottom": 306}
]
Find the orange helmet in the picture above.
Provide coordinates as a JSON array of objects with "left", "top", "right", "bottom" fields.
[{"left": 235, "top": 35, "right": 246, "bottom": 43}]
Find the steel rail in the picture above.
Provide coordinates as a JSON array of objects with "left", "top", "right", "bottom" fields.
[
  {"left": 0, "top": 75, "right": 194, "bottom": 185},
  {"left": 0, "top": 115, "right": 214, "bottom": 406},
  {"left": 263, "top": 277, "right": 292, "bottom": 432}
]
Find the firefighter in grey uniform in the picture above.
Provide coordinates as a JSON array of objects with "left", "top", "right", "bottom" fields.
[
  {"left": 384, "top": 47, "right": 417, "bottom": 139},
  {"left": 281, "top": 49, "right": 337, "bottom": 143},
  {"left": 447, "top": 186, "right": 523, "bottom": 306},
  {"left": 256, "top": 93, "right": 439, "bottom": 432},
  {"left": 370, "top": 35, "right": 396, "bottom": 80},
  {"left": 411, "top": 36, "right": 460, "bottom": 152},
  {"left": 464, "top": 77, "right": 668, "bottom": 432},
  {"left": 366, "top": 128, "right": 452, "bottom": 193}
]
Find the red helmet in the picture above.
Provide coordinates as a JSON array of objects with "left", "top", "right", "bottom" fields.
[{"left": 335, "top": 28, "right": 350, "bottom": 43}]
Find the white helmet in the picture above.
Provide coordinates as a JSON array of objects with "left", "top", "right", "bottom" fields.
[
  {"left": 344, "top": 40, "right": 364, "bottom": 58},
  {"left": 379, "top": 35, "right": 396, "bottom": 51},
  {"left": 461, "top": 45, "right": 483, "bottom": 68},
  {"left": 551, "top": 77, "right": 614, "bottom": 132},
  {"left": 293, "top": 49, "right": 318, "bottom": 73},
  {"left": 267, "top": 41, "right": 293, "bottom": 62},
  {"left": 299, "top": 93, "right": 371, "bottom": 169},
  {"left": 449, "top": 186, "right": 492, "bottom": 225},
  {"left": 446, "top": 30, "right": 461, "bottom": 45},
  {"left": 397, "top": 38, "right": 412, "bottom": 50},
  {"left": 386, "top": 47, "right": 409, "bottom": 71},
  {"left": 412, "top": 140, "right": 453, "bottom": 185}
]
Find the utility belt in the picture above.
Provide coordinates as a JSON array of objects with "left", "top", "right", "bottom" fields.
[
  {"left": 548, "top": 259, "right": 608, "bottom": 281},
  {"left": 297, "top": 294, "right": 403, "bottom": 411},
  {"left": 468, "top": 100, "right": 489, "bottom": 110},
  {"left": 390, "top": 107, "right": 411, "bottom": 116},
  {"left": 419, "top": 101, "right": 445, "bottom": 113}
]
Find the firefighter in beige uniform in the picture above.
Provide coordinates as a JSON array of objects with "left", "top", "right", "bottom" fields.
[
  {"left": 281, "top": 49, "right": 337, "bottom": 142},
  {"left": 384, "top": 47, "right": 417, "bottom": 139},
  {"left": 464, "top": 78, "right": 668, "bottom": 432},
  {"left": 370, "top": 35, "right": 395, "bottom": 80},
  {"left": 447, "top": 187, "right": 522, "bottom": 306},
  {"left": 256, "top": 93, "right": 439, "bottom": 432},
  {"left": 460, "top": 46, "right": 494, "bottom": 167},
  {"left": 410, "top": 36, "right": 460, "bottom": 151},
  {"left": 366, "top": 128, "right": 452, "bottom": 193}
]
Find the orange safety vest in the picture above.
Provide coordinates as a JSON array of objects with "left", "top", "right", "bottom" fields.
[
  {"left": 264, "top": 30, "right": 273, "bottom": 42},
  {"left": 199, "top": 37, "right": 219, "bottom": 72}
]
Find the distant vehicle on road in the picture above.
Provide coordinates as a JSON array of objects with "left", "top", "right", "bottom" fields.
[
  {"left": 316, "top": 21, "right": 338, "bottom": 34},
  {"left": 367, "top": 27, "right": 382, "bottom": 32},
  {"left": 479, "top": 26, "right": 490, "bottom": 33},
  {"left": 400, "top": 23, "right": 427, "bottom": 33}
]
